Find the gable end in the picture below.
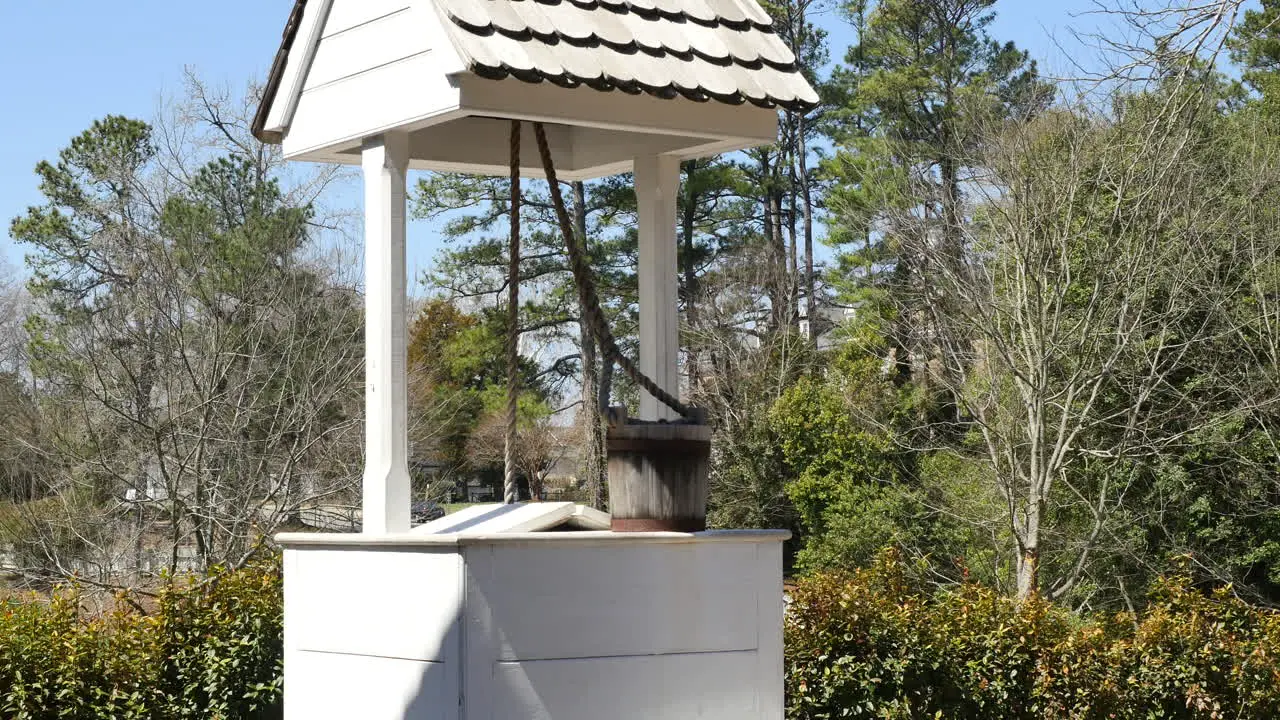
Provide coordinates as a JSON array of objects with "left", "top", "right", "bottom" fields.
[{"left": 253, "top": 0, "right": 311, "bottom": 143}]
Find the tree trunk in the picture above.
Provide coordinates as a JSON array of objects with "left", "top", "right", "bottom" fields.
[
  {"left": 1017, "top": 544, "right": 1040, "bottom": 601},
  {"left": 596, "top": 359, "right": 613, "bottom": 510},
  {"left": 772, "top": 190, "right": 788, "bottom": 327},
  {"left": 935, "top": 139, "right": 965, "bottom": 426},
  {"left": 785, "top": 138, "right": 799, "bottom": 313},
  {"left": 786, "top": 162, "right": 798, "bottom": 289},
  {"left": 760, "top": 154, "right": 781, "bottom": 330},
  {"left": 573, "top": 181, "right": 607, "bottom": 510},
  {"left": 579, "top": 326, "right": 607, "bottom": 510},
  {"left": 940, "top": 154, "right": 962, "bottom": 270},
  {"left": 799, "top": 111, "right": 816, "bottom": 341},
  {"left": 1017, "top": 495, "right": 1043, "bottom": 600},
  {"left": 598, "top": 359, "right": 614, "bottom": 414},
  {"left": 679, "top": 162, "right": 701, "bottom": 395},
  {"left": 762, "top": 150, "right": 789, "bottom": 331}
]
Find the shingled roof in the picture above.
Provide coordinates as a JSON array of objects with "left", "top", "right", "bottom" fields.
[
  {"left": 253, "top": 0, "right": 818, "bottom": 143},
  {"left": 435, "top": 0, "right": 819, "bottom": 108}
]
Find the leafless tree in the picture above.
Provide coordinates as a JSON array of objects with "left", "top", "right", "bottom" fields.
[
  {"left": 3, "top": 78, "right": 366, "bottom": 588},
  {"left": 0, "top": 260, "right": 33, "bottom": 376},
  {"left": 1084, "top": 0, "right": 1248, "bottom": 86},
  {"left": 0, "top": 267, "right": 44, "bottom": 512},
  {"left": 688, "top": 244, "right": 813, "bottom": 531},
  {"left": 467, "top": 411, "right": 569, "bottom": 501},
  {"left": 914, "top": 96, "right": 1275, "bottom": 600}
]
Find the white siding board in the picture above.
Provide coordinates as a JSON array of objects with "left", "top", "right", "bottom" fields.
[
  {"left": 262, "top": 0, "right": 334, "bottom": 135},
  {"left": 405, "top": 118, "right": 575, "bottom": 178},
  {"left": 491, "top": 652, "right": 760, "bottom": 720},
  {"left": 467, "top": 542, "right": 759, "bottom": 661},
  {"left": 755, "top": 542, "right": 786, "bottom": 720},
  {"left": 463, "top": 545, "right": 499, "bottom": 720},
  {"left": 290, "top": 548, "right": 462, "bottom": 662},
  {"left": 280, "top": 534, "right": 787, "bottom": 719},
  {"left": 458, "top": 76, "right": 777, "bottom": 142},
  {"left": 306, "top": 9, "right": 430, "bottom": 90},
  {"left": 285, "top": 651, "right": 455, "bottom": 720},
  {"left": 282, "top": 548, "right": 300, "bottom": 653},
  {"left": 284, "top": 52, "right": 462, "bottom": 158},
  {"left": 324, "top": 0, "right": 413, "bottom": 38}
]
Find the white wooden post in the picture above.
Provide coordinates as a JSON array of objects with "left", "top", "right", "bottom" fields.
[
  {"left": 635, "top": 154, "right": 682, "bottom": 421},
  {"left": 362, "top": 133, "right": 411, "bottom": 534}
]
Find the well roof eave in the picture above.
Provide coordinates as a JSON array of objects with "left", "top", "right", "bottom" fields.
[{"left": 252, "top": 0, "right": 310, "bottom": 143}]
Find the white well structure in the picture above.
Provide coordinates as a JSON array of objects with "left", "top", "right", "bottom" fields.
[{"left": 254, "top": 0, "right": 815, "bottom": 716}]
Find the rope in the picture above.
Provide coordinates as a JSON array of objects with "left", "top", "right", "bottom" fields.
[
  {"left": 504, "top": 120, "right": 522, "bottom": 505},
  {"left": 532, "top": 122, "right": 697, "bottom": 422}
]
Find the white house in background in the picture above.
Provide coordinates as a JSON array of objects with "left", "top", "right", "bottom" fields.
[
  {"left": 123, "top": 461, "right": 170, "bottom": 504},
  {"left": 800, "top": 303, "right": 859, "bottom": 350}
]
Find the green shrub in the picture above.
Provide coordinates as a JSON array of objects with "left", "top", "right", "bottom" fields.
[
  {"left": 0, "top": 562, "right": 282, "bottom": 720},
  {"left": 786, "top": 552, "right": 1280, "bottom": 719},
  {"left": 5, "top": 550, "right": 1279, "bottom": 719}
]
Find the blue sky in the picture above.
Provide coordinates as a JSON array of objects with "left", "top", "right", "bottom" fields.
[{"left": 0, "top": 0, "right": 1104, "bottom": 279}]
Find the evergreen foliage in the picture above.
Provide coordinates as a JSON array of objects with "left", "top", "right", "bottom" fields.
[
  {"left": 4, "top": 556, "right": 1276, "bottom": 719},
  {"left": 0, "top": 562, "right": 282, "bottom": 720},
  {"left": 786, "top": 552, "right": 1280, "bottom": 719}
]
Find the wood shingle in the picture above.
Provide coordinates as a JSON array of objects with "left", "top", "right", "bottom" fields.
[{"left": 435, "top": 0, "right": 819, "bottom": 109}]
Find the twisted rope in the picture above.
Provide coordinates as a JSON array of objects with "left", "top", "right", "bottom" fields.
[
  {"left": 532, "top": 122, "right": 696, "bottom": 421},
  {"left": 504, "top": 120, "right": 522, "bottom": 505}
]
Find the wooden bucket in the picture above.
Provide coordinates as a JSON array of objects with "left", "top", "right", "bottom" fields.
[{"left": 607, "top": 422, "right": 711, "bottom": 532}]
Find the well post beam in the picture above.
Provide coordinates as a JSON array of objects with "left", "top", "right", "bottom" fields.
[
  {"left": 635, "top": 154, "right": 682, "bottom": 422},
  {"left": 361, "top": 132, "right": 412, "bottom": 534}
]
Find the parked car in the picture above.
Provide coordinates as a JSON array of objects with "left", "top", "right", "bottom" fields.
[{"left": 411, "top": 500, "right": 446, "bottom": 525}]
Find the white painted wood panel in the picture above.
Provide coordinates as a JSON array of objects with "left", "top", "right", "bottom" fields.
[
  {"left": 570, "top": 127, "right": 700, "bottom": 171},
  {"left": 289, "top": 548, "right": 461, "bottom": 661},
  {"left": 491, "top": 651, "right": 760, "bottom": 720},
  {"left": 285, "top": 651, "right": 456, "bottom": 720},
  {"left": 459, "top": 75, "right": 778, "bottom": 143},
  {"left": 284, "top": 52, "right": 461, "bottom": 158},
  {"left": 466, "top": 542, "right": 759, "bottom": 661},
  {"left": 262, "top": 0, "right": 334, "bottom": 136},
  {"left": 325, "top": 0, "right": 412, "bottom": 38},
  {"left": 462, "top": 548, "right": 500, "bottom": 720},
  {"left": 280, "top": 535, "right": 788, "bottom": 719},
  {"left": 282, "top": 548, "right": 299, "bottom": 654},
  {"left": 636, "top": 153, "right": 682, "bottom": 421},
  {"left": 361, "top": 133, "right": 412, "bottom": 535},
  {"left": 303, "top": 133, "right": 766, "bottom": 180},
  {"left": 754, "top": 542, "right": 786, "bottom": 720},
  {"left": 307, "top": 9, "right": 429, "bottom": 90},
  {"left": 405, "top": 118, "right": 577, "bottom": 180}
]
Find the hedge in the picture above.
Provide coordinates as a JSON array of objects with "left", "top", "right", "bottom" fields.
[
  {"left": 785, "top": 552, "right": 1280, "bottom": 719},
  {"left": 0, "top": 562, "right": 282, "bottom": 720},
  {"left": 4, "top": 553, "right": 1279, "bottom": 719}
]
